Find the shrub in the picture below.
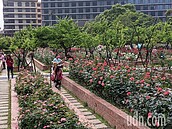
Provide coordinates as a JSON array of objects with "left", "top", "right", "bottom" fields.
[
  {"left": 15, "top": 70, "right": 86, "bottom": 129},
  {"left": 69, "top": 58, "right": 172, "bottom": 128}
]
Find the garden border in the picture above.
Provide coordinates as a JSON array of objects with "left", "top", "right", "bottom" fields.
[
  {"left": 62, "top": 76, "right": 150, "bottom": 129},
  {"left": 33, "top": 58, "right": 51, "bottom": 71},
  {"left": 11, "top": 79, "right": 19, "bottom": 129}
]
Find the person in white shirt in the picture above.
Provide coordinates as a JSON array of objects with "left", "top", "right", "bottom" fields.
[{"left": 0, "top": 53, "right": 6, "bottom": 69}]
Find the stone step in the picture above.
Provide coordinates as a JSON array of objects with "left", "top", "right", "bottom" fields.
[
  {"left": 69, "top": 100, "right": 78, "bottom": 103},
  {"left": 0, "top": 99, "right": 9, "bottom": 102},
  {"left": 82, "top": 112, "right": 93, "bottom": 116},
  {"left": 94, "top": 123, "right": 109, "bottom": 129},
  {"left": 0, "top": 104, "right": 8, "bottom": 107},
  {"left": 0, "top": 102, "right": 8, "bottom": 105},
  {"left": 0, "top": 112, "right": 8, "bottom": 117},
  {"left": 0, "top": 107, "right": 8, "bottom": 110},
  {"left": 75, "top": 104, "right": 84, "bottom": 108},
  {"left": 0, "top": 124, "right": 8, "bottom": 129},
  {"left": 78, "top": 108, "right": 88, "bottom": 112},
  {"left": 0, "top": 109, "right": 8, "bottom": 113},
  {"left": 0, "top": 120, "right": 7, "bottom": 125},
  {"left": 0, "top": 116, "right": 8, "bottom": 121},
  {"left": 89, "top": 119, "right": 102, "bottom": 125},
  {"left": 85, "top": 115, "right": 97, "bottom": 120}
]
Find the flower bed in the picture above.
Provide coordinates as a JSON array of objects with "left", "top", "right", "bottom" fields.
[
  {"left": 69, "top": 58, "right": 172, "bottom": 128},
  {"left": 15, "top": 71, "right": 86, "bottom": 129}
]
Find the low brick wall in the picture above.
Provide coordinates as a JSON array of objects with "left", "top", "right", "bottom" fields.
[
  {"left": 13, "top": 66, "right": 33, "bottom": 72},
  {"left": 62, "top": 77, "right": 150, "bottom": 129},
  {"left": 34, "top": 58, "right": 51, "bottom": 71}
]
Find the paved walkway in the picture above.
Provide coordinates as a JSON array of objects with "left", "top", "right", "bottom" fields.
[{"left": 0, "top": 69, "right": 10, "bottom": 129}]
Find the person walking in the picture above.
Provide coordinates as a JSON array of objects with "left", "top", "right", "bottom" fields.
[
  {"left": 54, "top": 65, "right": 62, "bottom": 90},
  {"left": 6, "top": 55, "right": 14, "bottom": 80}
]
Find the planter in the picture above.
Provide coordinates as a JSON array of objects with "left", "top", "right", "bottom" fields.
[
  {"left": 33, "top": 58, "right": 51, "bottom": 71},
  {"left": 62, "top": 76, "right": 150, "bottom": 129},
  {"left": 34, "top": 58, "right": 70, "bottom": 71},
  {"left": 13, "top": 66, "right": 33, "bottom": 72}
]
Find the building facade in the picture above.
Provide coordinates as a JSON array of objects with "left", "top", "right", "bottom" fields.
[
  {"left": 41, "top": 0, "right": 172, "bottom": 26},
  {"left": 3, "top": 0, "right": 42, "bottom": 36}
]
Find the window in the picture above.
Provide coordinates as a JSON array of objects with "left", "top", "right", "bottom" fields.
[
  {"left": 44, "top": 15, "right": 49, "bottom": 20},
  {"left": 18, "top": 9, "right": 22, "bottom": 12},
  {"left": 7, "top": 2, "right": 14, "bottom": 6},
  {"left": 158, "top": 11, "right": 163, "bottom": 16},
  {"left": 85, "top": 8, "right": 90, "bottom": 12},
  {"left": 31, "top": 14, "right": 36, "bottom": 18},
  {"left": 52, "top": 15, "right": 56, "bottom": 20},
  {"left": 143, "top": 6, "right": 148, "bottom": 10},
  {"left": 26, "top": 20, "right": 30, "bottom": 23},
  {"left": 65, "top": 9, "right": 69, "bottom": 13},
  {"left": 71, "top": 2, "right": 76, "bottom": 6},
  {"left": 100, "top": 7, "right": 104, "bottom": 12},
  {"left": 25, "top": 2, "right": 29, "bottom": 6},
  {"left": 8, "top": 14, "right": 14, "bottom": 18},
  {"left": 18, "top": 20, "right": 22, "bottom": 23},
  {"left": 78, "top": 8, "right": 83, "bottom": 13},
  {"left": 51, "top": 3, "right": 55, "bottom": 7},
  {"left": 31, "top": 8, "right": 35, "bottom": 12},
  {"left": 26, "top": 14, "right": 30, "bottom": 18},
  {"left": 44, "top": 3, "right": 48, "bottom": 7},
  {"left": 85, "top": 2, "right": 90, "bottom": 6},
  {"left": 72, "top": 9, "right": 76, "bottom": 13},
  {"left": 18, "top": 14, "right": 22, "bottom": 18},
  {"left": 86, "top": 14, "right": 90, "bottom": 19},
  {"left": 37, "top": 9, "right": 41, "bottom": 12},
  {"left": 78, "top": 15, "right": 83, "bottom": 19},
  {"left": 19, "top": 25, "right": 23, "bottom": 29},
  {"left": 65, "top": 2, "right": 69, "bottom": 7},
  {"left": 78, "top": 2, "right": 83, "bottom": 6},
  {"left": 31, "top": 2, "right": 35, "bottom": 7},
  {"left": 38, "top": 20, "right": 41, "bottom": 23},
  {"left": 18, "top": 2, "right": 22, "bottom": 6},
  {"left": 8, "top": 8, "right": 14, "bottom": 12},
  {"left": 150, "top": 11, "right": 155, "bottom": 16},
  {"left": 58, "top": 9, "right": 62, "bottom": 13},
  {"left": 72, "top": 15, "right": 76, "bottom": 19},
  {"left": 6, "top": 19, "right": 14, "bottom": 23},
  {"left": 44, "top": 10, "right": 48, "bottom": 14},
  {"left": 26, "top": 8, "right": 30, "bottom": 12},
  {"left": 37, "top": 3, "right": 41, "bottom": 7},
  {"left": 107, "top": 1, "right": 111, "bottom": 5},
  {"left": 92, "top": 8, "right": 97, "bottom": 12},
  {"left": 38, "top": 14, "right": 41, "bottom": 18},
  {"left": 32, "top": 20, "right": 36, "bottom": 23},
  {"left": 92, "top": 1, "right": 97, "bottom": 6},
  {"left": 58, "top": 3, "right": 62, "bottom": 7}
]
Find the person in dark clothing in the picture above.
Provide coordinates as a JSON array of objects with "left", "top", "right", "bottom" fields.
[
  {"left": 54, "top": 65, "right": 62, "bottom": 90},
  {"left": 6, "top": 55, "right": 14, "bottom": 80}
]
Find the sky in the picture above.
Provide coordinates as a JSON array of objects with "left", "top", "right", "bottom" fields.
[{"left": 0, "top": 0, "right": 41, "bottom": 30}]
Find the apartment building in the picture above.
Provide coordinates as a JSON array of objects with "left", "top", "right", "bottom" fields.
[
  {"left": 41, "top": 0, "right": 172, "bottom": 26},
  {"left": 3, "top": 0, "right": 42, "bottom": 36}
]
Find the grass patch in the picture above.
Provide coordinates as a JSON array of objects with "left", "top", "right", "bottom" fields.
[{"left": 7, "top": 80, "right": 11, "bottom": 129}]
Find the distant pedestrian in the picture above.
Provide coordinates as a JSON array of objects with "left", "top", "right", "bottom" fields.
[
  {"left": 6, "top": 55, "right": 14, "bottom": 80},
  {"left": 0, "top": 53, "right": 6, "bottom": 69}
]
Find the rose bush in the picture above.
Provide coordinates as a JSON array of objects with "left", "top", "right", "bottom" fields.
[
  {"left": 69, "top": 58, "right": 172, "bottom": 128},
  {"left": 15, "top": 70, "right": 86, "bottom": 129}
]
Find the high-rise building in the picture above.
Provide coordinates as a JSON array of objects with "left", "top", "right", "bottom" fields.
[
  {"left": 41, "top": 0, "right": 172, "bottom": 26},
  {"left": 3, "top": 0, "right": 42, "bottom": 36}
]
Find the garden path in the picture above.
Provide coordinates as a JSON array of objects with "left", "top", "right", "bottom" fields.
[{"left": 0, "top": 69, "right": 10, "bottom": 129}]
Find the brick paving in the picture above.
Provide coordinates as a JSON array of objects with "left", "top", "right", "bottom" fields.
[{"left": 0, "top": 69, "right": 9, "bottom": 129}]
